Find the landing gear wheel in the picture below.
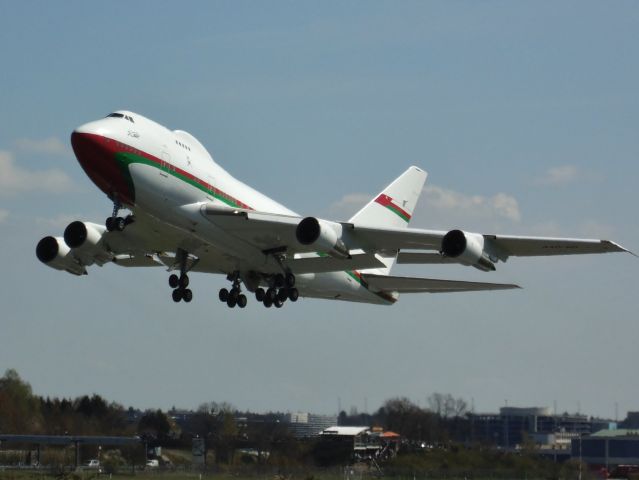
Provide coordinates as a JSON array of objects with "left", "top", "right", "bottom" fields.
[
  {"left": 285, "top": 273, "right": 296, "bottom": 288},
  {"left": 277, "top": 288, "right": 288, "bottom": 302},
  {"left": 288, "top": 287, "right": 299, "bottom": 302},
  {"left": 183, "top": 289, "right": 193, "bottom": 303},
  {"left": 263, "top": 298, "right": 273, "bottom": 308},
  {"left": 172, "top": 289, "right": 183, "bottom": 303},
  {"left": 179, "top": 274, "right": 189, "bottom": 288},
  {"left": 266, "top": 288, "right": 277, "bottom": 302},
  {"left": 274, "top": 299, "right": 283, "bottom": 308},
  {"left": 105, "top": 217, "right": 115, "bottom": 232},
  {"left": 237, "top": 294, "right": 247, "bottom": 308},
  {"left": 227, "top": 296, "right": 237, "bottom": 308},
  {"left": 219, "top": 288, "right": 229, "bottom": 302},
  {"left": 114, "top": 216, "right": 126, "bottom": 232},
  {"left": 274, "top": 273, "right": 285, "bottom": 288},
  {"left": 169, "top": 274, "right": 179, "bottom": 289},
  {"left": 255, "top": 288, "right": 265, "bottom": 302}
]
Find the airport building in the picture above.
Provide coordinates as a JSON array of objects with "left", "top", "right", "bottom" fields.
[
  {"left": 288, "top": 412, "right": 338, "bottom": 438},
  {"left": 571, "top": 429, "right": 639, "bottom": 467},
  {"left": 469, "top": 407, "right": 606, "bottom": 449}
]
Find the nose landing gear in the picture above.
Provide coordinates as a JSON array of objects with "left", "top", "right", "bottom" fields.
[{"left": 105, "top": 200, "right": 135, "bottom": 232}]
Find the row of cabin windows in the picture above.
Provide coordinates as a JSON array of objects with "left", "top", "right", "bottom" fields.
[
  {"left": 106, "top": 112, "right": 135, "bottom": 123},
  {"left": 175, "top": 139, "right": 191, "bottom": 151}
]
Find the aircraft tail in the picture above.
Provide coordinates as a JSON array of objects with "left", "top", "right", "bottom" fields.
[{"left": 349, "top": 166, "right": 427, "bottom": 275}]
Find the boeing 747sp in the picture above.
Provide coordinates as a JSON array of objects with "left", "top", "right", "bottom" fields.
[{"left": 36, "top": 111, "right": 629, "bottom": 308}]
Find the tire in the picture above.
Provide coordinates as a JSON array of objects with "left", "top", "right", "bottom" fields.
[
  {"left": 277, "top": 288, "right": 288, "bottom": 302},
  {"left": 115, "top": 217, "right": 126, "bottom": 231},
  {"left": 169, "top": 274, "right": 179, "bottom": 289},
  {"left": 227, "top": 296, "right": 237, "bottom": 308},
  {"left": 274, "top": 273, "right": 284, "bottom": 288},
  {"left": 237, "top": 294, "right": 247, "bottom": 308},
  {"left": 172, "top": 289, "right": 182, "bottom": 302},
  {"left": 266, "top": 288, "right": 277, "bottom": 302},
  {"left": 263, "top": 298, "right": 272, "bottom": 308},
  {"left": 105, "top": 217, "right": 114, "bottom": 232},
  {"left": 219, "top": 288, "right": 229, "bottom": 302},
  {"left": 255, "top": 288, "right": 265, "bottom": 302},
  {"left": 285, "top": 273, "right": 296, "bottom": 288},
  {"left": 288, "top": 288, "right": 299, "bottom": 302},
  {"left": 274, "top": 299, "right": 283, "bottom": 308},
  {"left": 183, "top": 289, "right": 193, "bottom": 302},
  {"left": 179, "top": 274, "right": 189, "bottom": 288}
]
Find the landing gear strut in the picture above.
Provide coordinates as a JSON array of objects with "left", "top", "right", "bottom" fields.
[{"left": 218, "top": 272, "right": 247, "bottom": 309}]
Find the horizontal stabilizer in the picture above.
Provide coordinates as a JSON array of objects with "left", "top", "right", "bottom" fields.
[{"left": 362, "top": 273, "right": 520, "bottom": 293}]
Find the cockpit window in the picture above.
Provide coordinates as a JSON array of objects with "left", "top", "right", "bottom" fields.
[{"left": 106, "top": 113, "right": 134, "bottom": 123}]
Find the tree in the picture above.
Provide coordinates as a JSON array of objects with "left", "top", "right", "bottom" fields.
[{"left": 0, "top": 369, "right": 42, "bottom": 433}]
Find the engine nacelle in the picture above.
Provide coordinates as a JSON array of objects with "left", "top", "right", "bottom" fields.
[
  {"left": 36, "top": 236, "right": 86, "bottom": 275},
  {"left": 441, "top": 229, "right": 496, "bottom": 272},
  {"left": 295, "top": 217, "right": 350, "bottom": 258},
  {"left": 63, "top": 221, "right": 113, "bottom": 266}
]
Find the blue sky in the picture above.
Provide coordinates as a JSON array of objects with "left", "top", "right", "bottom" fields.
[{"left": 0, "top": 1, "right": 637, "bottom": 418}]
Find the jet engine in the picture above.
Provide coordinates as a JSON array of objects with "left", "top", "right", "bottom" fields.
[
  {"left": 441, "top": 229, "right": 496, "bottom": 272},
  {"left": 295, "top": 217, "right": 350, "bottom": 258},
  {"left": 63, "top": 221, "right": 113, "bottom": 266},
  {"left": 35, "top": 236, "right": 86, "bottom": 275}
]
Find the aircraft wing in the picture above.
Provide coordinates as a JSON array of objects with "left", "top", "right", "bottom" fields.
[
  {"left": 481, "top": 235, "right": 629, "bottom": 257},
  {"left": 362, "top": 274, "right": 520, "bottom": 293},
  {"left": 199, "top": 206, "right": 629, "bottom": 265}
]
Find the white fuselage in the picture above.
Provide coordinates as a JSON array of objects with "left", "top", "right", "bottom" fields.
[{"left": 71, "top": 111, "right": 392, "bottom": 305}]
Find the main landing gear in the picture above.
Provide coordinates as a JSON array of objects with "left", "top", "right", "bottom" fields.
[
  {"left": 218, "top": 274, "right": 247, "bottom": 309},
  {"left": 169, "top": 249, "right": 194, "bottom": 303},
  {"left": 169, "top": 273, "right": 193, "bottom": 303},
  {"left": 254, "top": 272, "right": 298, "bottom": 309},
  {"left": 105, "top": 201, "right": 134, "bottom": 232}
]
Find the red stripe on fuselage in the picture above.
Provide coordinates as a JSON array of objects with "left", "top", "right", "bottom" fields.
[{"left": 71, "top": 132, "right": 253, "bottom": 210}]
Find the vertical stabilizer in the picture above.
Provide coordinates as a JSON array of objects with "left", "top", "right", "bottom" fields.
[{"left": 349, "top": 166, "right": 427, "bottom": 275}]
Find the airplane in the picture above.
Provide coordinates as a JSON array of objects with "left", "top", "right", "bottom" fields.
[{"left": 36, "top": 110, "right": 630, "bottom": 309}]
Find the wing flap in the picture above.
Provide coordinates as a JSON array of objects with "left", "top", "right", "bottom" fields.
[
  {"left": 287, "top": 253, "right": 385, "bottom": 275},
  {"left": 362, "top": 273, "right": 520, "bottom": 293},
  {"left": 397, "top": 252, "right": 460, "bottom": 265}
]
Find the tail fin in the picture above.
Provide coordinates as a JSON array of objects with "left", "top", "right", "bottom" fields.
[{"left": 349, "top": 166, "right": 427, "bottom": 275}]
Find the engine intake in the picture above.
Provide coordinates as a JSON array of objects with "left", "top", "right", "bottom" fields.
[
  {"left": 63, "top": 221, "right": 112, "bottom": 266},
  {"left": 295, "top": 217, "right": 350, "bottom": 258},
  {"left": 36, "top": 236, "right": 86, "bottom": 275},
  {"left": 441, "top": 229, "right": 496, "bottom": 272}
]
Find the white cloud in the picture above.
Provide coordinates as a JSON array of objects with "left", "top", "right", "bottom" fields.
[
  {"left": 422, "top": 185, "right": 521, "bottom": 223},
  {"left": 35, "top": 213, "right": 89, "bottom": 229},
  {"left": 536, "top": 165, "right": 580, "bottom": 186},
  {"left": 15, "top": 136, "right": 67, "bottom": 155},
  {"left": 0, "top": 209, "right": 8, "bottom": 223},
  {"left": 328, "top": 193, "right": 370, "bottom": 219},
  {"left": 327, "top": 184, "right": 521, "bottom": 230},
  {"left": 0, "top": 151, "right": 74, "bottom": 196}
]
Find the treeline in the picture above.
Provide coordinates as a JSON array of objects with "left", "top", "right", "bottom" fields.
[
  {"left": 0, "top": 369, "right": 590, "bottom": 477},
  {"left": 0, "top": 369, "right": 131, "bottom": 436}
]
